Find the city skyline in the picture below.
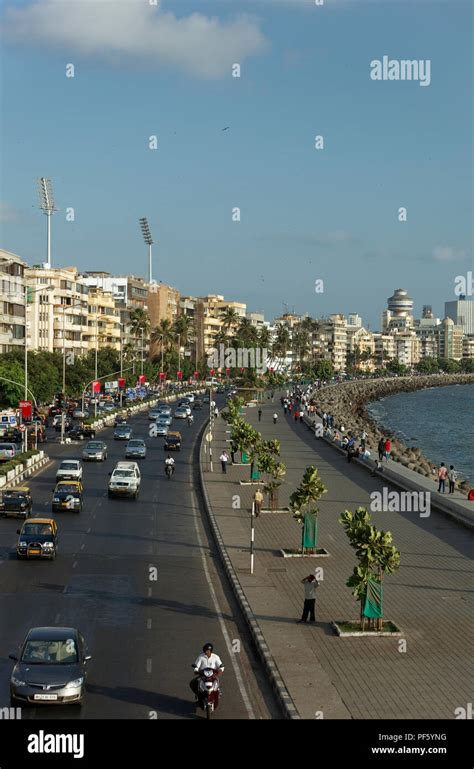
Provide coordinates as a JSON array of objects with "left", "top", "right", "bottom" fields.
[{"left": 0, "top": 0, "right": 472, "bottom": 328}]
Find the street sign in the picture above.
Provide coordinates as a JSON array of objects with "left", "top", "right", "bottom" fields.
[{"left": 105, "top": 381, "right": 118, "bottom": 390}]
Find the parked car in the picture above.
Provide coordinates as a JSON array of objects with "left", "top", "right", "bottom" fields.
[
  {"left": 108, "top": 462, "right": 141, "bottom": 498},
  {"left": 52, "top": 481, "right": 83, "bottom": 513},
  {"left": 0, "top": 487, "right": 33, "bottom": 518},
  {"left": 114, "top": 424, "right": 132, "bottom": 441},
  {"left": 10, "top": 626, "right": 91, "bottom": 706},
  {"left": 82, "top": 440, "right": 107, "bottom": 462},
  {"left": 164, "top": 431, "right": 182, "bottom": 451},
  {"left": 56, "top": 460, "right": 83, "bottom": 482},
  {"left": 0, "top": 443, "right": 17, "bottom": 462},
  {"left": 16, "top": 518, "right": 58, "bottom": 560},
  {"left": 125, "top": 439, "right": 147, "bottom": 459}
]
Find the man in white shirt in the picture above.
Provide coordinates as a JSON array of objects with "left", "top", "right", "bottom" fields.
[
  {"left": 297, "top": 574, "right": 319, "bottom": 623},
  {"left": 190, "top": 643, "right": 224, "bottom": 700}
]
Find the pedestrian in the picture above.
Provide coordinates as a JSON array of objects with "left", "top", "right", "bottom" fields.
[
  {"left": 371, "top": 459, "right": 383, "bottom": 477},
  {"left": 294, "top": 410, "right": 299, "bottom": 422},
  {"left": 437, "top": 462, "right": 448, "bottom": 493},
  {"left": 288, "top": 402, "right": 293, "bottom": 414},
  {"left": 273, "top": 412, "right": 278, "bottom": 425},
  {"left": 258, "top": 408, "right": 262, "bottom": 422},
  {"left": 448, "top": 465, "right": 456, "bottom": 494},
  {"left": 384, "top": 437, "right": 391, "bottom": 461},
  {"left": 297, "top": 574, "right": 319, "bottom": 623},
  {"left": 220, "top": 450, "right": 229, "bottom": 474},
  {"left": 214, "top": 406, "right": 219, "bottom": 419},
  {"left": 299, "top": 409, "right": 304, "bottom": 423},
  {"left": 253, "top": 488, "right": 264, "bottom": 517},
  {"left": 283, "top": 403, "right": 288, "bottom": 415},
  {"left": 378, "top": 437, "right": 385, "bottom": 462},
  {"left": 271, "top": 391, "right": 274, "bottom": 403},
  {"left": 322, "top": 412, "right": 327, "bottom": 428},
  {"left": 230, "top": 442, "right": 236, "bottom": 464},
  {"left": 360, "top": 430, "right": 367, "bottom": 451}
]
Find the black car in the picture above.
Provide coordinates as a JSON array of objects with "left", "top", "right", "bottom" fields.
[
  {"left": 164, "top": 433, "right": 181, "bottom": 451},
  {"left": 0, "top": 487, "right": 33, "bottom": 518},
  {"left": 193, "top": 400, "right": 203, "bottom": 410},
  {"left": 10, "top": 627, "right": 91, "bottom": 706},
  {"left": 68, "top": 425, "right": 96, "bottom": 441}
]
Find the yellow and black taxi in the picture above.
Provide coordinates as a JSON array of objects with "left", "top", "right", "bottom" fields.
[
  {"left": 0, "top": 486, "right": 33, "bottom": 519},
  {"left": 52, "top": 480, "right": 83, "bottom": 513},
  {"left": 16, "top": 518, "right": 58, "bottom": 560},
  {"left": 164, "top": 431, "right": 182, "bottom": 451}
]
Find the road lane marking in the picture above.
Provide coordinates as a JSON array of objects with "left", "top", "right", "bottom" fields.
[
  {"left": 147, "top": 587, "right": 152, "bottom": 597},
  {"left": 80, "top": 543, "right": 85, "bottom": 550},
  {"left": 54, "top": 613, "right": 60, "bottom": 623},
  {"left": 147, "top": 618, "right": 152, "bottom": 630},
  {"left": 86, "top": 527, "right": 91, "bottom": 534},
  {"left": 190, "top": 488, "right": 255, "bottom": 719},
  {"left": 146, "top": 658, "right": 152, "bottom": 674},
  {"left": 72, "top": 561, "right": 78, "bottom": 569}
]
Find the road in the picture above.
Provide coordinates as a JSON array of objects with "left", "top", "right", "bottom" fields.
[{"left": 0, "top": 400, "right": 280, "bottom": 719}]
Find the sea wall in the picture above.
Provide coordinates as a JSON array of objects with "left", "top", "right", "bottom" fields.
[{"left": 310, "top": 374, "right": 474, "bottom": 488}]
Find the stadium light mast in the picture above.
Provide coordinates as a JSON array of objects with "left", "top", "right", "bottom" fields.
[
  {"left": 139, "top": 217, "right": 154, "bottom": 283},
  {"left": 38, "top": 177, "right": 57, "bottom": 269}
]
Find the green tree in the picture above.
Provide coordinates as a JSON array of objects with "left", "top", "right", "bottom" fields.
[
  {"left": 415, "top": 357, "right": 439, "bottom": 374},
  {"left": 339, "top": 507, "right": 401, "bottom": 631},
  {"left": 312, "top": 360, "right": 334, "bottom": 381},
  {"left": 289, "top": 466, "right": 327, "bottom": 553},
  {"left": 438, "top": 358, "right": 460, "bottom": 373}
]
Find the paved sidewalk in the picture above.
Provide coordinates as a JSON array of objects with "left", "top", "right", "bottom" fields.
[{"left": 201, "top": 399, "right": 473, "bottom": 720}]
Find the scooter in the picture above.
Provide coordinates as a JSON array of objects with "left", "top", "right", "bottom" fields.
[
  {"left": 196, "top": 668, "right": 220, "bottom": 719},
  {"left": 165, "top": 463, "right": 175, "bottom": 479}
]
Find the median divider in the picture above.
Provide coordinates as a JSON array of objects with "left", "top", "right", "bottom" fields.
[{"left": 0, "top": 451, "right": 50, "bottom": 491}]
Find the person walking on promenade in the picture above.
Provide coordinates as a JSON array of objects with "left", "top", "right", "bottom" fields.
[
  {"left": 297, "top": 574, "right": 319, "bottom": 623},
  {"left": 448, "top": 465, "right": 456, "bottom": 494},
  {"left": 253, "top": 488, "right": 264, "bottom": 517},
  {"left": 360, "top": 429, "right": 367, "bottom": 451},
  {"left": 378, "top": 437, "right": 385, "bottom": 462},
  {"left": 288, "top": 402, "right": 293, "bottom": 415},
  {"left": 299, "top": 409, "right": 304, "bottom": 423},
  {"left": 438, "top": 462, "right": 448, "bottom": 493},
  {"left": 214, "top": 406, "right": 219, "bottom": 419},
  {"left": 384, "top": 437, "right": 391, "bottom": 461},
  {"left": 270, "top": 391, "right": 274, "bottom": 403},
  {"left": 283, "top": 402, "right": 288, "bottom": 415},
  {"left": 273, "top": 412, "right": 278, "bottom": 425},
  {"left": 220, "top": 450, "right": 229, "bottom": 474},
  {"left": 258, "top": 408, "right": 262, "bottom": 422},
  {"left": 230, "top": 442, "right": 236, "bottom": 464},
  {"left": 294, "top": 409, "right": 299, "bottom": 422},
  {"left": 322, "top": 412, "right": 327, "bottom": 428}
]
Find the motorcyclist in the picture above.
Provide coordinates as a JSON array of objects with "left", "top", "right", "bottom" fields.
[
  {"left": 164, "top": 454, "right": 175, "bottom": 476},
  {"left": 190, "top": 643, "right": 224, "bottom": 700},
  {"left": 187, "top": 414, "right": 194, "bottom": 426}
]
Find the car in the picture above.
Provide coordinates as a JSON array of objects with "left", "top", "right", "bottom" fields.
[
  {"left": 16, "top": 518, "right": 58, "bottom": 560},
  {"left": 67, "top": 425, "right": 96, "bottom": 441},
  {"left": 148, "top": 409, "right": 163, "bottom": 421},
  {"left": 103, "top": 403, "right": 115, "bottom": 412},
  {"left": 182, "top": 393, "right": 195, "bottom": 403},
  {"left": 203, "top": 395, "right": 210, "bottom": 404},
  {"left": 0, "top": 487, "right": 33, "bottom": 518},
  {"left": 114, "top": 424, "right": 132, "bottom": 440},
  {"left": 10, "top": 626, "right": 91, "bottom": 706},
  {"left": 52, "top": 481, "right": 83, "bottom": 513},
  {"left": 54, "top": 417, "right": 73, "bottom": 432},
  {"left": 114, "top": 415, "right": 127, "bottom": 427},
  {"left": 174, "top": 407, "right": 189, "bottom": 419},
  {"left": 108, "top": 462, "right": 141, "bottom": 498},
  {"left": 193, "top": 400, "right": 203, "bottom": 410},
  {"left": 156, "top": 406, "right": 171, "bottom": 417},
  {"left": 154, "top": 423, "right": 169, "bottom": 437},
  {"left": 157, "top": 415, "right": 172, "bottom": 427},
  {"left": 164, "top": 431, "right": 182, "bottom": 451},
  {"left": 72, "top": 409, "right": 88, "bottom": 420},
  {"left": 82, "top": 440, "right": 107, "bottom": 462},
  {"left": 56, "top": 460, "right": 82, "bottom": 482},
  {"left": 125, "top": 439, "right": 147, "bottom": 459},
  {"left": 0, "top": 443, "right": 17, "bottom": 462}
]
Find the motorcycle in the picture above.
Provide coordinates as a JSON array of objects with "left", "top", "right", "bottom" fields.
[
  {"left": 165, "top": 463, "right": 175, "bottom": 479},
  {"left": 196, "top": 668, "right": 220, "bottom": 718}
]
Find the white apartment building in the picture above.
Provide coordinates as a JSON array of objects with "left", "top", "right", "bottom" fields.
[{"left": 0, "top": 248, "right": 26, "bottom": 353}]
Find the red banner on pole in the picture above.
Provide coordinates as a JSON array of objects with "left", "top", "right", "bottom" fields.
[
  {"left": 177, "top": 371, "right": 183, "bottom": 380},
  {"left": 92, "top": 380, "right": 100, "bottom": 394},
  {"left": 193, "top": 371, "right": 200, "bottom": 380},
  {"left": 210, "top": 369, "right": 215, "bottom": 376},
  {"left": 225, "top": 368, "right": 230, "bottom": 376},
  {"left": 159, "top": 372, "right": 166, "bottom": 381},
  {"left": 19, "top": 400, "right": 32, "bottom": 420},
  {"left": 118, "top": 377, "right": 125, "bottom": 390},
  {"left": 138, "top": 375, "right": 146, "bottom": 385}
]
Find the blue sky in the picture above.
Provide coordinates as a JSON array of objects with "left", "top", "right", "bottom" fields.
[{"left": 0, "top": 0, "right": 472, "bottom": 329}]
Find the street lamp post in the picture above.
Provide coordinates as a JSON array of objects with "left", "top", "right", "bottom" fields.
[
  {"left": 24, "top": 284, "right": 54, "bottom": 450},
  {"left": 141, "top": 329, "right": 144, "bottom": 377},
  {"left": 57, "top": 300, "right": 84, "bottom": 444}
]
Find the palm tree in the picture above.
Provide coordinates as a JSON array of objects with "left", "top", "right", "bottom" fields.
[
  {"left": 129, "top": 307, "right": 150, "bottom": 339},
  {"left": 150, "top": 319, "right": 175, "bottom": 369},
  {"left": 221, "top": 307, "right": 239, "bottom": 331},
  {"left": 173, "top": 315, "right": 194, "bottom": 349},
  {"left": 258, "top": 326, "right": 271, "bottom": 348},
  {"left": 292, "top": 327, "right": 310, "bottom": 369},
  {"left": 214, "top": 328, "right": 229, "bottom": 347},
  {"left": 236, "top": 317, "right": 258, "bottom": 346},
  {"left": 273, "top": 325, "right": 290, "bottom": 358}
]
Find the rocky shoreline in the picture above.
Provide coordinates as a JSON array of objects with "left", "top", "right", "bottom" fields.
[{"left": 311, "top": 374, "right": 474, "bottom": 491}]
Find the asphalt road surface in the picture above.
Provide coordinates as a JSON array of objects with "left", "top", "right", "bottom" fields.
[{"left": 0, "top": 400, "right": 280, "bottom": 719}]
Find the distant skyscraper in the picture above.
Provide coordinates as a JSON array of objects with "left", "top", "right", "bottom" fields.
[{"left": 445, "top": 298, "right": 474, "bottom": 335}]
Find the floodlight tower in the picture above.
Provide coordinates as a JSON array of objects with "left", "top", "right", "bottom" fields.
[
  {"left": 38, "top": 177, "right": 57, "bottom": 268},
  {"left": 139, "top": 217, "right": 154, "bottom": 283}
]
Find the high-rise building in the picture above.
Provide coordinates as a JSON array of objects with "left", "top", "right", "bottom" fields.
[
  {"left": 444, "top": 298, "right": 474, "bottom": 335},
  {"left": 147, "top": 283, "right": 180, "bottom": 329},
  {"left": 436, "top": 317, "right": 464, "bottom": 361},
  {"left": 82, "top": 272, "right": 149, "bottom": 348},
  {"left": 26, "top": 266, "right": 89, "bottom": 356},
  {"left": 0, "top": 248, "right": 26, "bottom": 353},
  {"left": 83, "top": 288, "right": 121, "bottom": 352},
  {"left": 382, "top": 288, "right": 414, "bottom": 332}
]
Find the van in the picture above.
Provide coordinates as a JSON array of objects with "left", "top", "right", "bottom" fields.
[{"left": 0, "top": 443, "right": 17, "bottom": 462}]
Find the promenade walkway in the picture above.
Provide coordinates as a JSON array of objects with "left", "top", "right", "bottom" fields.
[{"left": 200, "top": 398, "right": 473, "bottom": 719}]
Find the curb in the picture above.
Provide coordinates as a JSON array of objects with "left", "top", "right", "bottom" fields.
[
  {"left": 198, "top": 419, "right": 300, "bottom": 720},
  {"left": 1, "top": 456, "right": 51, "bottom": 490}
]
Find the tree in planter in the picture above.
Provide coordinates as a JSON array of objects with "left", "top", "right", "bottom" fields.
[
  {"left": 339, "top": 507, "right": 401, "bottom": 631},
  {"left": 258, "top": 451, "right": 286, "bottom": 511},
  {"left": 230, "top": 419, "right": 260, "bottom": 469},
  {"left": 289, "top": 466, "right": 327, "bottom": 554},
  {"left": 221, "top": 396, "right": 245, "bottom": 425}
]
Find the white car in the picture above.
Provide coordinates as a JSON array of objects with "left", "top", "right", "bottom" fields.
[
  {"left": 56, "top": 460, "right": 83, "bottom": 482},
  {"left": 184, "top": 393, "right": 195, "bottom": 403},
  {"left": 157, "top": 415, "right": 172, "bottom": 426},
  {"left": 154, "top": 423, "right": 169, "bottom": 437},
  {"left": 108, "top": 462, "right": 141, "bottom": 498}
]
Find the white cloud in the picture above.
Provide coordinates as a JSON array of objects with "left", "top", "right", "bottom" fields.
[
  {"left": 0, "top": 202, "right": 19, "bottom": 223},
  {"left": 432, "top": 246, "right": 467, "bottom": 262},
  {"left": 2, "top": 0, "right": 268, "bottom": 78}
]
